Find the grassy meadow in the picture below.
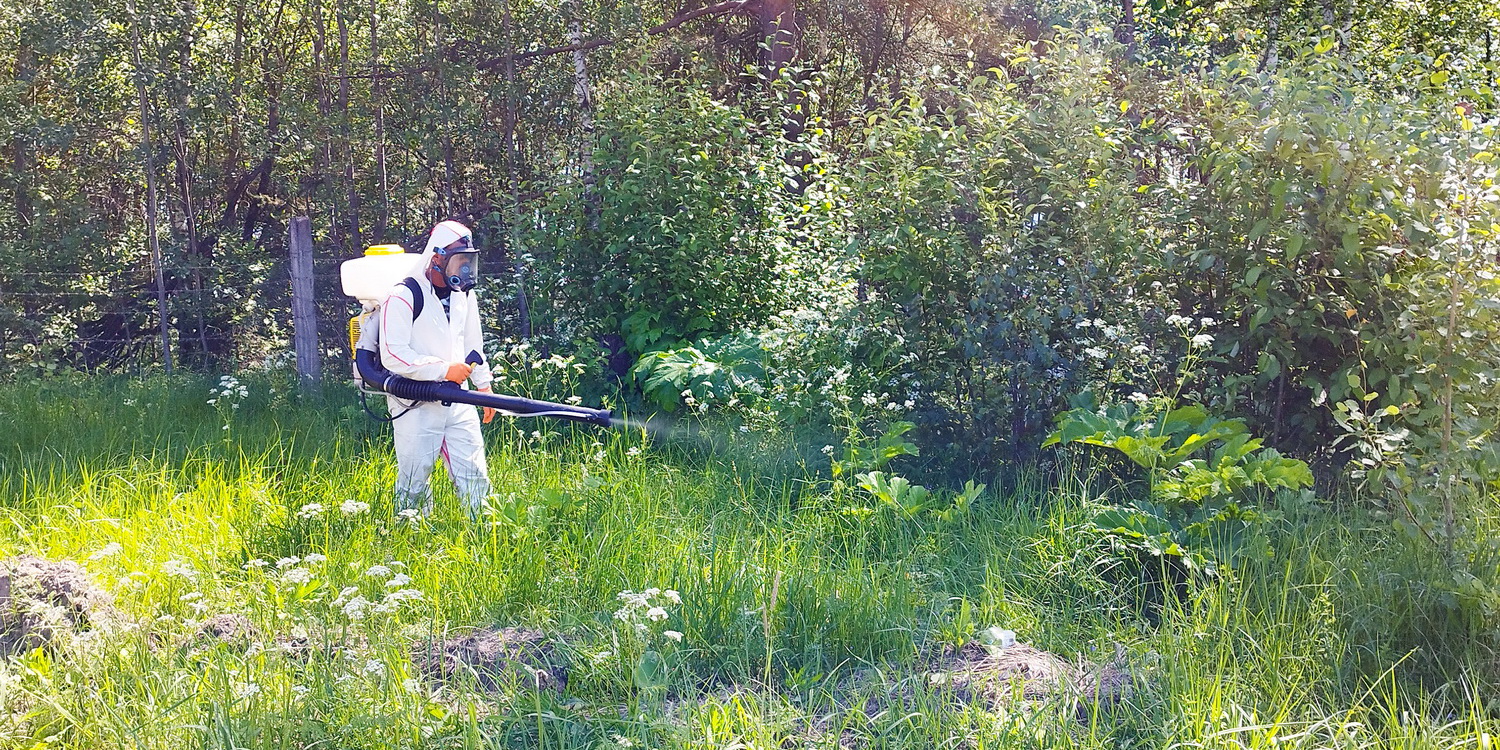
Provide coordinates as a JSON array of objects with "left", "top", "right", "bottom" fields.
[{"left": 1, "top": 373, "right": 1498, "bottom": 749}]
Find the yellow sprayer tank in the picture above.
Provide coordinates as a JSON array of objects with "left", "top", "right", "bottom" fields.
[{"left": 340, "top": 244, "right": 415, "bottom": 307}]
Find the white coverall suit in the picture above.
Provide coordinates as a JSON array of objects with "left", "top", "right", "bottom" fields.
[{"left": 378, "top": 223, "right": 493, "bottom": 515}]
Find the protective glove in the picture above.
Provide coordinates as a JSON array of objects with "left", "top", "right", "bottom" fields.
[
  {"left": 475, "top": 386, "right": 497, "bottom": 424},
  {"left": 444, "top": 362, "right": 473, "bottom": 384}
]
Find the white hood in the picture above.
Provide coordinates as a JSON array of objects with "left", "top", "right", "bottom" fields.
[{"left": 416, "top": 220, "right": 473, "bottom": 274}]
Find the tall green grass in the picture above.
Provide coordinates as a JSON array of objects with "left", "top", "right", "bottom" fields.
[{"left": 0, "top": 373, "right": 1496, "bottom": 748}]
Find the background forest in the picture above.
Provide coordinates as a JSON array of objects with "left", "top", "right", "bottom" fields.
[{"left": 4, "top": 0, "right": 1500, "bottom": 746}]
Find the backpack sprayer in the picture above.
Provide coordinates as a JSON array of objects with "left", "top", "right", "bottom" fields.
[{"left": 340, "top": 245, "right": 614, "bottom": 428}]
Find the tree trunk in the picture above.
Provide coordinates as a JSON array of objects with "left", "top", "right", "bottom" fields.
[
  {"left": 569, "top": 1, "right": 599, "bottom": 234},
  {"left": 1259, "top": 0, "right": 1285, "bottom": 72},
  {"left": 338, "top": 0, "right": 360, "bottom": 251},
  {"left": 243, "top": 45, "right": 284, "bottom": 242},
  {"left": 370, "top": 0, "right": 389, "bottom": 241},
  {"left": 503, "top": 0, "right": 531, "bottom": 339},
  {"left": 1116, "top": 0, "right": 1136, "bottom": 54},
  {"left": 129, "top": 0, "right": 173, "bottom": 374},
  {"left": 11, "top": 23, "right": 35, "bottom": 228},
  {"left": 434, "top": 1, "right": 455, "bottom": 214},
  {"left": 170, "top": 0, "right": 210, "bottom": 365},
  {"left": 757, "top": 0, "right": 797, "bottom": 78},
  {"left": 218, "top": 1, "right": 247, "bottom": 234}
]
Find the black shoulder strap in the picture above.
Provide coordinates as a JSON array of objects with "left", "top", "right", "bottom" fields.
[{"left": 401, "top": 276, "right": 424, "bottom": 320}]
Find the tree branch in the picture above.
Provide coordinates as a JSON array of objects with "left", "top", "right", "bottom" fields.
[
  {"left": 473, "top": 0, "right": 756, "bottom": 69},
  {"left": 648, "top": 0, "right": 754, "bottom": 34}
]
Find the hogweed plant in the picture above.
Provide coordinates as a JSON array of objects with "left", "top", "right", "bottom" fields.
[
  {"left": 207, "top": 374, "right": 250, "bottom": 441},
  {"left": 607, "top": 588, "right": 684, "bottom": 694},
  {"left": 1044, "top": 320, "right": 1314, "bottom": 578}
]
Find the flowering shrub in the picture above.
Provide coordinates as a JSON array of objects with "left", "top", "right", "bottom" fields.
[{"left": 484, "top": 338, "right": 608, "bottom": 407}]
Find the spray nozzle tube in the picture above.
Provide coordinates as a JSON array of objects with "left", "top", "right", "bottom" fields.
[{"left": 355, "top": 348, "right": 613, "bottom": 428}]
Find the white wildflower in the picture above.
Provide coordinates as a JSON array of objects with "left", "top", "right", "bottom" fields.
[
  {"left": 161, "top": 559, "right": 197, "bottom": 580},
  {"left": 364, "top": 564, "right": 392, "bottom": 578},
  {"left": 291, "top": 685, "right": 310, "bottom": 696},
  {"left": 646, "top": 607, "right": 668, "bottom": 622},
  {"left": 276, "top": 557, "right": 301, "bottom": 569},
  {"left": 386, "top": 573, "right": 412, "bottom": 587},
  {"left": 340, "top": 499, "right": 370, "bottom": 515},
  {"left": 363, "top": 659, "right": 384, "bottom": 676},
  {"left": 386, "top": 588, "right": 424, "bottom": 602},
  {"left": 821, "top": 445, "right": 835, "bottom": 456},
  {"left": 1199, "top": 317, "right": 1217, "bottom": 326},
  {"left": 1165, "top": 314, "right": 1192, "bottom": 327},
  {"left": 1084, "top": 347, "right": 1108, "bottom": 360},
  {"left": 281, "top": 567, "right": 313, "bottom": 585},
  {"left": 341, "top": 596, "right": 370, "bottom": 620},
  {"left": 303, "top": 553, "right": 326, "bottom": 564},
  {"left": 626, "top": 446, "right": 642, "bottom": 457},
  {"left": 402, "top": 678, "right": 422, "bottom": 693},
  {"left": 663, "top": 630, "right": 683, "bottom": 642},
  {"left": 662, "top": 589, "right": 681, "bottom": 604},
  {"left": 1190, "top": 334, "right": 1214, "bottom": 349},
  {"left": 89, "top": 542, "right": 123, "bottom": 561},
  {"left": 296, "top": 503, "right": 326, "bottom": 519},
  {"left": 1129, "top": 392, "right": 1150, "bottom": 405}
]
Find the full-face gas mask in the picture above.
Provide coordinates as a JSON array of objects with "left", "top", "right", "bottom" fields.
[{"left": 432, "top": 234, "right": 480, "bottom": 292}]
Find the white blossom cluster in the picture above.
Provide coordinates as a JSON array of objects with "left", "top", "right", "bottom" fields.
[
  {"left": 613, "top": 587, "right": 683, "bottom": 642},
  {"left": 207, "top": 375, "right": 250, "bottom": 410}
]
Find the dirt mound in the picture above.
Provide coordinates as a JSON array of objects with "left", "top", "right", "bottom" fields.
[
  {"left": 0, "top": 556, "right": 119, "bottom": 655},
  {"left": 930, "top": 642, "right": 1076, "bottom": 705},
  {"left": 1076, "top": 646, "right": 1134, "bottom": 708},
  {"left": 412, "top": 626, "right": 566, "bottom": 693},
  {"left": 928, "top": 641, "right": 1135, "bottom": 713}
]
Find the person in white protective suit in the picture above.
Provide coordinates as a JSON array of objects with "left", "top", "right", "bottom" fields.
[{"left": 378, "top": 219, "right": 499, "bottom": 516}]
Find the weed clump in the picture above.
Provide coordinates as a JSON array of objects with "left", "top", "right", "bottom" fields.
[
  {"left": 0, "top": 556, "right": 118, "bottom": 655},
  {"left": 413, "top": 626, "right": 567, "bottom": 693}
]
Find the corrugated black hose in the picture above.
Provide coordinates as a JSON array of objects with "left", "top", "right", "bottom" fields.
[{"left": 354, "top": 348, "right": 613, "bottom": 428}]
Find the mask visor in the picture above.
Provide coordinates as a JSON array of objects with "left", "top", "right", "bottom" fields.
[{"left": 444, "top": 252, "right": 479, "bottom": 292}]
